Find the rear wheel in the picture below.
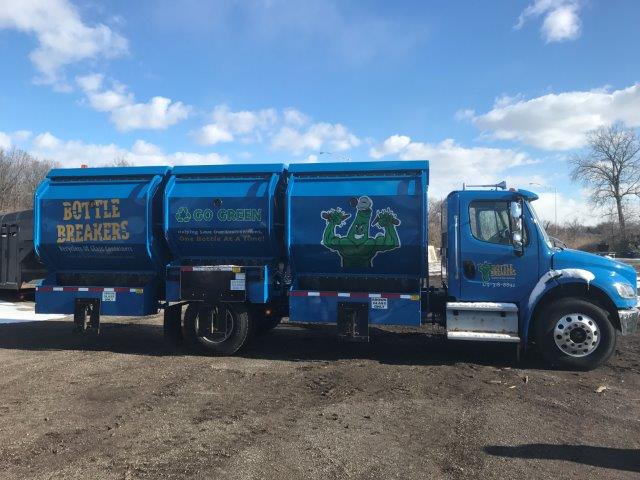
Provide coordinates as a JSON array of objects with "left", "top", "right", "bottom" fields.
[
  {"left": 183, "top": 302, "right": 251, "bottom": 355},
  {"left": 534, "top": 297, "right": 616, "bottom": 370}
]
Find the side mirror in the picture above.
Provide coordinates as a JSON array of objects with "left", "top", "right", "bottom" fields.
[{"left": 510, "top": 201, "right": 524, "bottom": 256}]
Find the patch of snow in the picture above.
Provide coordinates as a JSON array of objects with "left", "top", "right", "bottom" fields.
[
  {"left": 0, "top": 301, "right": 65, "bottom": 324},
  {"left": 528, "top": 268, "right": 595, "bottom": 309},
  {"left": 429, "top": 261, "right": 442, "bottom": 275}
]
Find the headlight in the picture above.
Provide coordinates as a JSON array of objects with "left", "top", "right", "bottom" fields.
[{"left": 614, "top": 282, "right": 637, "bottom": 299}]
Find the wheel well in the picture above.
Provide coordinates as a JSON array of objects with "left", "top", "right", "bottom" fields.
[{"left": 529, "top": 282, "right": 621, "bottom": 336}]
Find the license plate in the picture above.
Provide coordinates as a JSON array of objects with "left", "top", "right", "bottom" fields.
[
  {"left": 102, "top": 291, "right": 116, "bottom": 302},
  {"left": 371, "top": 297, "right": 388, "bottom": 310}
]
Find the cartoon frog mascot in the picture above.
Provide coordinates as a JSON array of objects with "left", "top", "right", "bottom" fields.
[{"left": 321, "top": 196, "right": 401, "bottom": 267}]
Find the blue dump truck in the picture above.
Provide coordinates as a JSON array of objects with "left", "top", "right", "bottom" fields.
[{"left": 33, "top": 161, "right": 638, "bottom": 369}]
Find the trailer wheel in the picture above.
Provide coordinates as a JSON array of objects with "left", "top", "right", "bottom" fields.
[
  {"left": 534, "top": 297, "right": 616, "bottom": 370},
  {"left": 183, "top": 303, "right": 251, "bottom": 355}
]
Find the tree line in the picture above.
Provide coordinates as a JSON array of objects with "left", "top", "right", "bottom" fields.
[{"left": 0, "top": 148, "right": 56, "bottom": 214}]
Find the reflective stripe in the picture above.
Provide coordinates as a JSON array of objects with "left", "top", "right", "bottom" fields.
[
  {"left": 288, "top": 290, "right": 420, "bottom": 301},
  {"left": 181, "top": 265, "right": 241, "bottom": 272},
  {"left": 37, "top": 286, "right": 143, "bottom": 293}
]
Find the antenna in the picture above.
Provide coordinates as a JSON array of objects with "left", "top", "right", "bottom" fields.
[{"left": 463, "top": 180, "right": 507, "bottom": 190}]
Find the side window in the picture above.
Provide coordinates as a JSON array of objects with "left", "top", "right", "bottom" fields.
[{"left": 469, "top": 201, "right": 512, "bottom": 245}]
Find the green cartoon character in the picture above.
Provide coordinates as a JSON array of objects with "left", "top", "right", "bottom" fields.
[{"left": 321, "top": 196, "right": 401, "bottom": 267}]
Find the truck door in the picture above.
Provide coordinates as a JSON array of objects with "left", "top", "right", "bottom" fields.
[{"left": 457, "top": 193, "right": 539, "bottom": 304}]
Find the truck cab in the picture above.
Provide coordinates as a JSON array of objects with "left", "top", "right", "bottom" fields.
[{"left": 443, "top": 186, "right": 639, "bottom": 369}]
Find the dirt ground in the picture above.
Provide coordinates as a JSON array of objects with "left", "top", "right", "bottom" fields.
[{"left": 0, "top": 310, "right": 638, "bottom": 480}]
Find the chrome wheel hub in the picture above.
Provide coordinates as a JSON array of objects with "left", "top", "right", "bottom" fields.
[{"left": 554, "top": 313, "right": 600, "bottom": 357}]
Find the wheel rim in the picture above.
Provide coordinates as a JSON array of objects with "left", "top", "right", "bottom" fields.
[
  {"left": 553, "top": 313, "right": 600, "bottom": 357},
  {"left": 195, "top": 306, "right": 234, "bottom": 345}
]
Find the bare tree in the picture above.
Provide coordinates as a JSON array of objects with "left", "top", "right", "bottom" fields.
[
  {"left": 107, "top": 156, "right": 133, "bottom": 167},
  {"left": 0, "top": 148, "right": 57, "bottom": 213},
  {"left": 570, "top": 124, "right": 640, "bottom": 239},
  {"left": 428, "top": 197, "right": 445, "bottom": 248}
]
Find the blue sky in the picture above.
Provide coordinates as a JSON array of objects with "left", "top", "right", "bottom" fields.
[{"left": 1, "top": 0, "right": 639, "bottom": 223}]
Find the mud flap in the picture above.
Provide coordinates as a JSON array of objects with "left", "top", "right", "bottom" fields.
[
  {"left": 337, "top": 302, "right": 369, "bottom": 342},
  {"left": 74, "top": 298, "right": 100, "bottom": 334},
  {"left": 163, "top": 303, "right": 183, "bottom": 344}
]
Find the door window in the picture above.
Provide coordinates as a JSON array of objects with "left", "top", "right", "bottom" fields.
[{"left": 469, "top": 201, "right": 511, "bottom": 245}]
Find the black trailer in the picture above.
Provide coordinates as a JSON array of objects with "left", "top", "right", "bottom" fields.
[{"left": 0, "top": 209, "right": 47, "bottom": 290}]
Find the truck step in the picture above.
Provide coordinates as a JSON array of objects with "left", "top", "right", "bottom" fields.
[
  {"left": 447, "top": 331, "right": 520, "bottom": 343},
  {"left": 446, "top": 302, "right": 518, "bottom": 312},
  {"left": 446, "top": 302, "right": 519, "bottom": 343}
]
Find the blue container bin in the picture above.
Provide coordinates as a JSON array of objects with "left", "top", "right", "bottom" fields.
[
  {"left": 34, "top": 166, "right": 170, "bottom": 315},
  {"left": 286, "top": 161, "right": 429, "bottom": 326},
  {"left": 163, "top": 164, "right": 285, "bottom": 304}
]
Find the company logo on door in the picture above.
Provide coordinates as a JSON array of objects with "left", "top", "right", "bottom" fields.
[{"left": 478, "top": 262, "right": 517, "bottom": 287}]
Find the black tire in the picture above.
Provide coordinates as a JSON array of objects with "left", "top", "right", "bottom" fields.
[
  {"left": 182, "top": 302, "right": 252, "bottom": 355},
  {"left": 534, "top": 297, "right": 616, "bottom": 370}
]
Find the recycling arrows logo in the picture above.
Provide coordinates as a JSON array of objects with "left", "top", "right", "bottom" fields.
[{"left": 175, "top": 206, "right": 191, "bottom": 223}]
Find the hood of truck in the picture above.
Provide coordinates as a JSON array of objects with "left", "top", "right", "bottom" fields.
[{"left": 553, "top": 248, "right": 637, "bottom": 288}]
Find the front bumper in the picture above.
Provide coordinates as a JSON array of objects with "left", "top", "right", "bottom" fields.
[{"left": 618, "top": 307, "right": 639, "bottom": 335}]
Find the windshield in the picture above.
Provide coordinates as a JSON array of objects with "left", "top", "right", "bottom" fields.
[{"left": 526, "top": 200, "right": 553, "bottom": 249}]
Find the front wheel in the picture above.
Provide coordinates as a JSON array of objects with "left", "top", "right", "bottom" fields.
[
  {"left": 183, "top": 303, "right": 251, "bottom": 355},
  {"left": 534, "top": 297, "right": 616, "bottom": 370}
]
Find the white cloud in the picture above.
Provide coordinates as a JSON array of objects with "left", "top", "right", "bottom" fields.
[
  {"left": 193, "top": 105, "right": 277, "bottom": 145},
  {"left": 369, "top": 135, "right": 534, "bottom": 197},
  {"left": 76, "top": 74, "right": 191, "bottom": 131},
  {"left": 13, "top": 131, "right": 226, "bottom": 167},
  {"left": 533, "top": 191, "right": 601, "bottom": 225},
  {"left": 0, "top": 0, "right": 128, "bottom": 87},
  {"left": 12, "top": 130, "right": 33, "bottom": 142},
  {"left": 472, "top": 84, "right": 640, "bottom": 150},
  {"left": 194, "top": 124, "right": 234, "bottom": 145},
  {"left": 0, "top": 129, "right": 35, "bottom": 150},
  {"left": 369, "top": 134, "right": 411, "bottom": 159},
  {"left": 515, "top": 0, "right": 582, "bottom": 43},
  {"left": 283, "top": 108, "right": 311, "bottom": 127},
  {"left": 193, "top": 106, "right": 360, "bottom": 155},
  {"left": 271, "top": 122, "right": 360, "bottom": 155},
  {"left": 0, "top": 132, "right": 11, "bottom": 150}
]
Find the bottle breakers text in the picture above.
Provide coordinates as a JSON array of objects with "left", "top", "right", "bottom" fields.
[{"left": 56, "top": 199, "right": 129, "bottom": 244}]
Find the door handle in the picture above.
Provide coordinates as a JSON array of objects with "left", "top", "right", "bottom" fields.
[{"left": 463, "top": 260, "right": 476, "bottom": 279}]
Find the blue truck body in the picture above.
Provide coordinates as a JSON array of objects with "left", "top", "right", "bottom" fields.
[
  {"left": 34, "top": 167, "right": 170, "bottom": 316},
  {"left": 286, "top": 161, "right": 427, "bottom": 326},
  {"left": 163, "top": 164, "right": 285, "bottom": 304},
  {"left": 33, "top": 160, "right": 638, "bottom": 368}
]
